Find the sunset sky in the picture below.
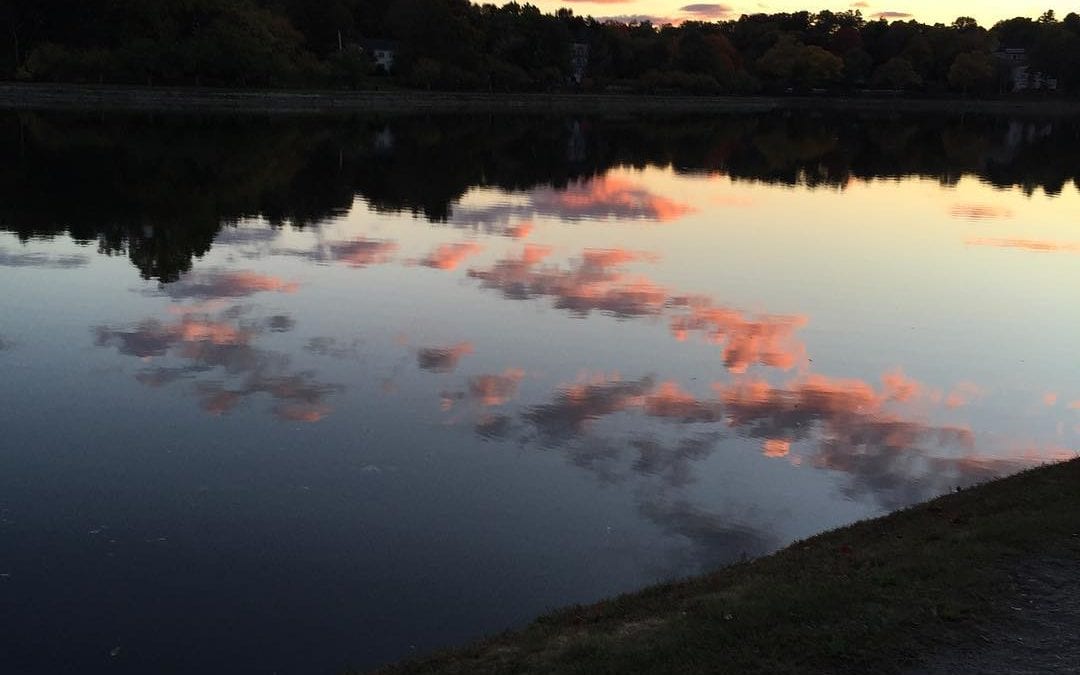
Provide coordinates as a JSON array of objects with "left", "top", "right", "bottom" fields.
[{"left": 535, "top": 1, "right": 1069, "bottom": 27}]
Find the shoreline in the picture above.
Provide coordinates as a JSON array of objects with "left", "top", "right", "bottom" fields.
[
  {"left": 372, "top": 458, "right": 1080, "bottom": 674},
  {"left": 3, "top": 83, "right": 1080, "bottom": 115}
]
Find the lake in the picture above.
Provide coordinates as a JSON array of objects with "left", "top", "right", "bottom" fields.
[{"left": 1, "top": 109, "right": 1078, "bottom": 674}]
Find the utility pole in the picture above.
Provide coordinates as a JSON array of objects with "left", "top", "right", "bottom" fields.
[{"left": 338, "top": 30, "right": 343, "bottom": 53}]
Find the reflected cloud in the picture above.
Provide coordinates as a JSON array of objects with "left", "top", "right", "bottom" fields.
[
  {"left": 945, "top": 382, "right": 984, "bottom": 409},
  {"left": 453, "top": 364, "right": 1059, "bottom": 511},
  {"left": 638, "top": 497, "right": 776, "bottom": 569},
  {"left": 96, "top": 302, "right": 340, "bottom": 423},
  {"left": 284, "top": 237, "right": 398, "bottom": 267},
  {"left": 0, "top": 248, "right": 88, "bottom": 269},
  {"left": 418, "top": 242, "right": 484, "bottom": 270},
  {"left": 470, "top": 247, "right": 807, "bottom": 373},
  {"left": 670, "top": 297, "right": 807, "bottom": 373},
  {"left": 965, "top": 237, "right": 1080, "bottom": 253},
  {"left": 504, "top": 222, "right": 533, "bottom": 239},
  {"left": 469, "top": 247, "right": 666, "bottom": 318},
  {"left": 452, "top": 173, "right": 696, "bottom": 227},
  {"left": 525, "top": 375, "right": 655, "bottom": 444},
  {"left": 469, "top": 368, "right": 526, "bottom": 407},
  {"left": 158, "top": 270, "right": 299, "bottom": 300},
  {"left": 949, "top": 204, "right": 1014, "bottom": 220},
  {"left": 417, "top": 342, "right": 475, "bottom": 373},
  {"left": 305, "top": 336, "right": 362, "bottom": 360}
]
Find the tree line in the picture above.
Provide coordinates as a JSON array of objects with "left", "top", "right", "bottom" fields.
[{"left": 4, "top": 2, "right": 1080, "bottom": 95}]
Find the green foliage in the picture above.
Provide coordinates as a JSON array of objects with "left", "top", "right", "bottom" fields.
[
  {"left": 948, "top": 51, "right": 996, "bottom": 93},
  {"left": 873, "top": 56, "right": 922, "bottom": 90}
]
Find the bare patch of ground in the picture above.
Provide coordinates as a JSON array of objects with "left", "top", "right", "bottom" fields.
[{"left": 910, "top": 557, "right": 1080, "bottom": 674}]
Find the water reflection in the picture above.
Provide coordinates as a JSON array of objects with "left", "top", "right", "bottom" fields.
[
  {"left": 4, "top": 111, "right": 1080, "bottom": 280},
  {"left": 95, "top": 272, "right": 341, "bottom": 423},
  {"left": 964, "top": 237, "right": 1080, "bottom": 253},
  {"left": 0, "top": 247, "right": 87, "bottom": 268},
  {"left": 3, "top": 109, "right": 1079, "bottom": 674}
]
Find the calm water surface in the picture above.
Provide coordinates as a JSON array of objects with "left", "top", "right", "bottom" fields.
[{"left": 1, "top": 111, "right": 1078, "bottom": 673}]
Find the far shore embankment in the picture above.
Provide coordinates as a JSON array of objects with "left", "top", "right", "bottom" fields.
[{"left": 3, "top": 82, "right": 1080, "bottom": 116}]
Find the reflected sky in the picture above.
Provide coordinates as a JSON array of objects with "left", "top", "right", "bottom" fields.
[{"left": 1, "top": 114, "right": 1079, "bottom": 675}]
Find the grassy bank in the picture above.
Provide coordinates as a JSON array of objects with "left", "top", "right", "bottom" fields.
[
  {"left": 373, "top": 458, "right": 1080, "bottom": 674},
  {"left": 3, "top": 83, "right": 1080, "bottom": 116}
]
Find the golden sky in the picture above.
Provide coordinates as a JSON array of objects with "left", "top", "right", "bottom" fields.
[{"left": 536, "top": 1, "right": 1069, "bottom": 27}]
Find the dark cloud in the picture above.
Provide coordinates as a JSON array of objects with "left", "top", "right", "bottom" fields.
[{"left": 417, "top": 342, "right": 474, "bottom": 373}]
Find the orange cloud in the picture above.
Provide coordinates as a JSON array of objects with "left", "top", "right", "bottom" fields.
[
  {"left": 420, "top": 242, "right": 484, "bottom": 270},
  {"left": 763, "top": 439, "right": 791, "bottom": 458},
  {"left": 670, "top": 298, "right": 807, "bottom": 373},
  {"left": 469, "top": 368, "right": 526, "bottom": 407},
  {"left": 965, "top": 237, "right": 1080, "bottom": 254},
  {"left": 98, "top": 303, "right": 340, "bottom": 422},
  {"left": 644, "top": 381, "right": 722, "bottom": 422},
  {"left": 946, "top": 382, "right": 984, "bottom": 409},
  {"left": 882, "top": 368, "right": 926, "bottom": 403},
  {"left": 949, "top": 204, "right": 1014, "bottom": 220},
  {"left": 505, "top": 221, "right": 534, "bottom": 239},
  {"left": 471, "top": 246, "right": 808, "bottom": 372},
  {"left": 274, "top": 403, "right": 332, "bottom": 423},
  {"left": 162, "top": 270, "right": 299, "bottom": 300},
  {"left": 470, "top": 247, "right": 669, "bottom": 318},
  {"left": 550, "top": 175, "right": 695, "bottom": 222}
]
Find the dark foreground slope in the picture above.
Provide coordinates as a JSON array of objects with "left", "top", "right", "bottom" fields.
[{"left": 373, "top": 458, "right": 1080, "bottom": 674}]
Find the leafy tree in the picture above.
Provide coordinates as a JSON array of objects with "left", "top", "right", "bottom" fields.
[
  {"left": 872, "top": 56, "right": 922, "bottom": 89},
  {"left": 948, "top": 51, "right": 995, "bottom": 93}
]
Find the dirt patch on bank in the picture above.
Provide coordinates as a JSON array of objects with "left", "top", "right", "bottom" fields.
[{"left": 910, "top": 557, "right": 1080, "bottom": 674}]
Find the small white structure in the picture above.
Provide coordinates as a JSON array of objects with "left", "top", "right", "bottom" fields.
[
  {"left": 996, "top": 48, "right": 1058, "bottom": 92},
  {"left": 361, "top": 39, "right": 399, "bottom": 74},
  {"left": 570, "top": 43, "right": 590, "bottom": 85}
]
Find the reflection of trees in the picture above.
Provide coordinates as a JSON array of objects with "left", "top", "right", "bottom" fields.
[{"left": 3, "top": 111, "right": 1079, "bottom": 280}]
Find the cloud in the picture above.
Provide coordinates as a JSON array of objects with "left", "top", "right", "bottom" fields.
[
  {"left": 469, "top": 368, "right": 526, "bottom": 407},
  {"left": 679, "top": 4, "right": 735, "bottom": 19},
  {"left": 949, "top": 204, "right": 1014, "bottom": 221},
  {"left": 669, "top": 297, "right": 807, "bottom": 374},
  {"left": 945, "top": 382, "right": 983, "bottom": 409},
  {"left": 417, "top": 342, "right": 475, "bottom": 373},
  {"left": 504, "top": 221, "right": 534, "bottom": 239},
  {"left": 418, "top": 242, "right": 484, "bottom": 270},
  {"left": 965, "top": 237, "right": 1080, "bottom": 254},
  {"left": 324, "top": 238, "right": 399, "bottom": 267},
  {"left": 470, "top": 246, "right": 807, "bottom": 373},
  {"left": 469, "top": 247, "right": 670, "bottom": 318},
  {"left": 0, "top": 248, "right": 88, "bottom": 269},
  {"left": 282, "top": 237, "right": 398, "bottom": 267},
  {"left": 525, "top": 374, "right": 655, "bottom": 444},
  {"left": 158, "top": 270, "right": 299, "bottom": 300},
  {"left": 452, "top": 174, "right": 695, "bottom": 226},
  {"left": 96, "top": 303, "right": 340, "bottom": 422},
  {"left": 871, "top": 11, "right": 913, "bottom": 19}
]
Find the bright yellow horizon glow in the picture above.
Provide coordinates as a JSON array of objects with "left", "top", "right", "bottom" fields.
[{"left": 534, "top": 1, "right": 1070, "bottom": 28}]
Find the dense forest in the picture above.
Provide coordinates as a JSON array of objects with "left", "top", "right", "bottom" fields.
[
  {"left": 2, "top": 2, "right": 1080, "bottom": 95},
  {"left": 4, "top": 109, "right": 1079, "bottom": 280}
]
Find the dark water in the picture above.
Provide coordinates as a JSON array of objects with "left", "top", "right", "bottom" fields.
[{"left": 1, "top": 110, "right": 1078, "bottom": 674}]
